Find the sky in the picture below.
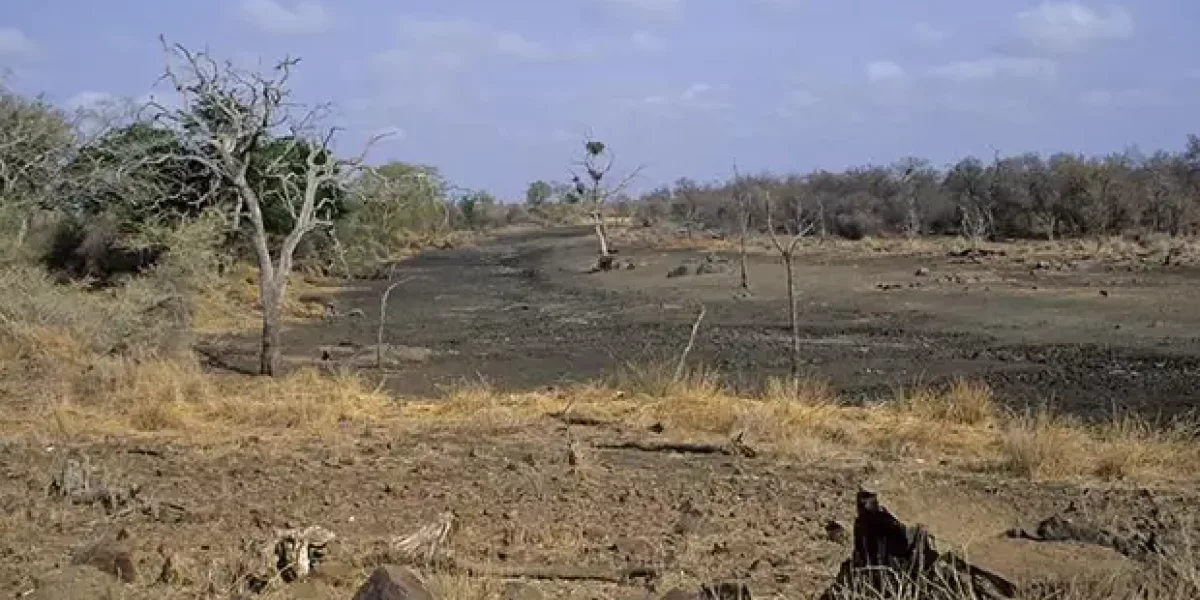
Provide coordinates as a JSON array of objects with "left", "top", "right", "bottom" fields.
[{"left": 1, "top": 0, "right": 1197, "bottom": 199}]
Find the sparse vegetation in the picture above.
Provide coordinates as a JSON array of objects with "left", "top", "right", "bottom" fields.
[{"left": 3, "top": 30, "right": 1200, "bottom": 600}]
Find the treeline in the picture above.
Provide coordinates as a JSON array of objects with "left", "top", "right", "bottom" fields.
[
  {"left": 0, "top": 85, "right": 541, "bottom": 283},
  {"left": 602, "top": 139, "right": 1200, "bottom": 242}
]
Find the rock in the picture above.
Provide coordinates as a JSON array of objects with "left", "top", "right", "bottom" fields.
[
  {"left": 352, "top": 565, "right": 435, "bottom": 600},
  {"left": 825, "top": 520, "right": 848, "bottom": 544},
  {"left": 667, "top": 265, "right": 691, "bottom": 278},
  {"left": 696, "top": 261, "right": 732, "bottom": 275},
  {"left": 914, "top": 267, "right": 930, "bottom": 277},
  {"left": 71, "top": 528, "right": 137, "bottom": 583},
  {"left": 24, "top": 565, "right": 122, "bottom": 600},
  {"left": 502, "top": 581, "right": 545, "bottom": 600}
]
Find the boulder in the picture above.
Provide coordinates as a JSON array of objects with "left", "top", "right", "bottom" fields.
[{"left": 352, "top": 565, "right": 435, "bottom": 600}]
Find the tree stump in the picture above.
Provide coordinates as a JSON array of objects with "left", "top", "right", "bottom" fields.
[{"left": 819, "top": 489, "right": 1016, "bottom": 600}]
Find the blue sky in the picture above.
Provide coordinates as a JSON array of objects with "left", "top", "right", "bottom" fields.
[{"left": 2, "top": 0, "right": 1197, "bottom": 199}]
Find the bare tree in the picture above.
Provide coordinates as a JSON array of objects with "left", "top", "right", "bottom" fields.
[
  {"left": 944, "top": 157, "right": 994, "bottom": 249},
  {"left": 763, "top": 189, "right": 813, "bottom": 378},
  {"left": 0, "top": 86, "right": 76, "bottom": 250},
  {"left": 731, "top": 162, "right": 753, "bottom": 292},
  {"left": 154, "top": 39, "right": 389, "bottom": 375},
  {"left": 569, "top": 134, "right": 642, "bottom": 270}
]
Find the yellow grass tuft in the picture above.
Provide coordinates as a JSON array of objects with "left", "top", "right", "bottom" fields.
[{"left": 896, "top": 378, "right": 997, "bottom": 426}]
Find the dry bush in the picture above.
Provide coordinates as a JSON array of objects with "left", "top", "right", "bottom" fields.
[
  {"left": 0, "top": 264, "right": 186, "bottom": 357},
  {"left": 16, "top": 350, "right": 391, "bottom": 439},
  {"left": 997, "top": 407, "right": 1094, "bottom": 479},
  {"left": 612, "top": 357, "right": 724, "bottom": 399},
  {"left": 896, "top": 378, "right": 997, "bottom": 426}
]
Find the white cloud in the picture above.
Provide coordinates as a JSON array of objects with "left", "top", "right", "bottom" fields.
[
  {"left": 630, "top": 31, "right": 666, "bottom": 52},
  {"left": 238, "top": 0, "right": 331, "bottom": 35},
  {"left": 911, "top": 22, "right": 948, "bottom": 44},
  {"left": 0, "top": 27, "right": 38, "bottom": 61},
  {"left": 927, "top": 56, "right": 1057, "bottom": 81},
  {"left": 866, "top": 60, "right": 906, "bottom": 82},
  {"left": 1016, "top": 1, "right": 1133, "bottom": 53}
]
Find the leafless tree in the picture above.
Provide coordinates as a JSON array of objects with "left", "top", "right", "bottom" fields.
[
  {"left": 731, "top": 162, "right": 754, "bottom": 292},
  {"left": 153, "top": 38, "right": 389, "bottom": 375},
  {"left": 0, "top": 86, "right": 76, "bottom": 250},
  {"left": 764, "top": 189, "right": 814, "bottom": 378},
  {"left": 569, "top": 134, "right": 642, "bottom": 270}
]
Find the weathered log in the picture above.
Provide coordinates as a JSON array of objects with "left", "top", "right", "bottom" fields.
[{"left": 819, "top": 488, "right": 1016, "bottom": 600}]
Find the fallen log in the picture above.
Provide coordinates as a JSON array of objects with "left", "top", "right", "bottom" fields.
[
  {"left": 594, "top": 435, "right": 756, "bottom": 458},
  {"left": 819, "top": 488, "right": 1016, "bottom": 600}
]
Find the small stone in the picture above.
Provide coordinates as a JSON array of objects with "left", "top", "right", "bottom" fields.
[
  {"left": 71, "top": 528, "right": 136, "bottom": 583},
  {"left": 825, "top": 520, "right": 848, "bottom": 544},
  {"left": 351, "top": 565, "right": 434, "bottom": 600},
  {"left": 667, "top": 265, "right": 691, "bottom": 278}
]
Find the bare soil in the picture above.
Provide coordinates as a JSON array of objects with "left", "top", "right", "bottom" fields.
[
  {"left": 208, "top": 225, "right": 1200, "bottom": 420},
  {"left": 4, "top": 421, "right": 1197, "bottom": 598},
  {"left": 9, "top": 226, "right": 1200, "bottom": 599}
]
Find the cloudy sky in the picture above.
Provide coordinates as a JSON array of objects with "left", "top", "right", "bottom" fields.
[{"left": 2, "top": 1, "right": 1196, "bottom": 198}]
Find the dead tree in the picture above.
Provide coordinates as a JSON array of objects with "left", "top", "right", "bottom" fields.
[
  {"left": 569, "top": 134, "right": 642, "bottom": 270},
  {"left": 764, "top": 188, "right": 813, "bottom": 378},
  {"left": 731, "top": 163, "right": 753, "bottom": 292},
  {"left": 154, "top": 38, "right": 389, "bottom": 375}
]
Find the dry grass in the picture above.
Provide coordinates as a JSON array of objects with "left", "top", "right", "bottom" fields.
[
  {"left": 1, "top": 260, "right": 1196, "bottom": 484},
  {"left": 896, "top": 378, "right": 997, "bottom": 426},
  {"left": 611, "top": 225, "right": 1200, "bottom": 269},
  {"left": 4, "top": 309, "right": 1197, "bottom": 484},
  {"left": 191, "top": 263, "right": 347, "bottom": 335}
]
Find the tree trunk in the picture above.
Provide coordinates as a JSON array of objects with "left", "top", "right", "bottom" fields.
[
  {"left": 738, "top": 212, "right": 750, "bottom": 291},
  {"left": 784, "top": 252, "right": 800, "bottom": 377},
  {"left": 593, "top": 211, "right": 610, "bottom": 256},
  {"left": 259, "top": 285, "right": 284, "bottom": 376}
]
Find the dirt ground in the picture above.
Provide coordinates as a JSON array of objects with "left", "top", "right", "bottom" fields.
[
  {"left": 5, "top": 419, "right": 1198, "bottom": 599},
  {"left": 207, "top": 225, "right": 1200, "bottom": 420},
  {"left": 8, "top": 226, "right": 1200, "bottom": 599}
]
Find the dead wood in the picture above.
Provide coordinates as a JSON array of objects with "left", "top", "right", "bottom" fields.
[
  {"left": 595, "top": 434, "right": 756, "bottom": 458},
  {"left": 820, "top": 488, "right": 1016, "bottom": 600},
  {"left": 443, "top": 557, "right": 657, "bottom": 584}
]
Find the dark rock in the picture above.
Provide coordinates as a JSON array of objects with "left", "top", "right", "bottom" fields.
[
  {"left": 825, "top": 520, "right": 848, "bottom": 544},
  {"left": 71, "top": 528, "right": 136, "bottom": 583},
  {"left": 352, "top": 565, "right": 435, "bottom": 600},
  {"left": 667, "top": 265, "right": 691, "bottom": 278}
]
